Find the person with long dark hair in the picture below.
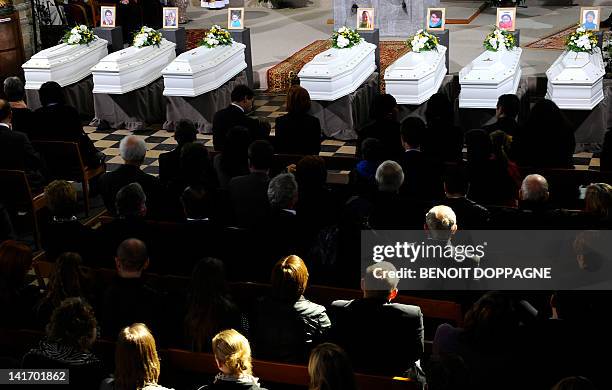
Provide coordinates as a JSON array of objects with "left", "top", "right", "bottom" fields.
[
  {"left": 184, "top": 258, "right": 243, "bottom": 352},
  {"left": 308, "top": 343, "right": 357, "bottom": 390},
  {"left": 423, "top": 93, "right": 463, "bottom": 164}
]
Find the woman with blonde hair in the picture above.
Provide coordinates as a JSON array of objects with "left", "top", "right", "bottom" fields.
[
  {"left": 100, "top": 323, "right": 173, "bottom": 390},
  {"left": 308, "top": 343, "right": 357, "bottom": 390},
  {"left": 197, "top": 329, "right": 267, "bottom": 390}
]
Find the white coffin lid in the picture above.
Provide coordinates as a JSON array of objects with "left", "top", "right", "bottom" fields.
[
  {"left": 162, "top": 41, "right": 246, "bottom": 75},
  {"left": 22, "top": 38, "right": 108, "bottom": 88},
  {"left": 298, "top": 40, "right": 377, "bottom": 79},
  {"left": 91, "top": 39, "right": 176, "bottom": 74},
  {"left": 384, "top": 46, "right": 446, "bottom": 80},
  {"left": 546, "top": 48, "right": 605, "bottom": 85},
  {"left": 460, "top": 46, "right": 522, "bottom": 84}
]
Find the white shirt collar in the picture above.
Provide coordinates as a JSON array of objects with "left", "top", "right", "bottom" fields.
[
  {"left": 0, "top": 123, "right": 10, "bottom": 129},
  {"left": 283, "top": 209, "right": 297, "bottom": 215},
  {"left": 231, "top": 102, "right": 245, "bottom": 112}
]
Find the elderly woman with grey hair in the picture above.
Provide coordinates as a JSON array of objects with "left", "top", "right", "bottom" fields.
[{"left": 3, "top": 76, "right": 33, "bottom": 134}]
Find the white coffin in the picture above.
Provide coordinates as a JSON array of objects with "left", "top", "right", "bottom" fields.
[
  {"left": 298, "top": 40, "right": 376, "bottom": 101},
  {"left": 91, "top": 39, "right": 176, "bottom": 94},
  {"left": 545, "top": 48, "right": 605, "bottom": 110},
  {"left": 161, "top": 42, "right": 247, "bottom": 97},
  {"left": 384, "top": 46, "right": 447, "bottom": 105},
  {"left": 459, "top": 46, "right": 522, "bottom": 109},
  {"left": 22, "top": 38, "right": 108, "bottom": 89}
]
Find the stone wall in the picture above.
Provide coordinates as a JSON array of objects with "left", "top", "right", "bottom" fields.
[{"left": 14, "top": 0, "right": 34, "bottom": 59}]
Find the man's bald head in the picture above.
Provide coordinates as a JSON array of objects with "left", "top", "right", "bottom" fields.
[
  {"left": 0, "top": 99, "right": 12, "bottom": 124},
  {"left": 520, "top": 174, "right": 549, "bottom": 203},
  {"left": 116, "top": 238, "right": 148, "bottom": 272}
]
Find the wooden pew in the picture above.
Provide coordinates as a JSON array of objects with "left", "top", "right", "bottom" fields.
[
  {"left": 32, "top": 260, "right": 463, "bottom": 328},
  {"left": 0, "top": 328, "right": 417, "bottom": 390}
]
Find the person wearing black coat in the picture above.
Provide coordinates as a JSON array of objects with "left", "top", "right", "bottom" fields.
[
  {"left": 32, "top": 82, "right": 104, "bottom": 168},
  {"left": 98, "top": 135, "right": 164, "bottom": 217},
  {"left": 482, "top": 94, "right": 520, "bottom": 136},
  {"left": 212, "top": 85, "right": 269, "bottom": 151},
  {"left": 158, "top": 119, "right": 198, "bottom": 184},
  {"left": 330, "top": 262, "right": 424, "bottom": 377},
  {"left": 3, "top": 76, "right": 35, "bottom": 135},
  {"left": 274, "top": 85, "right": 321, "bottom": 155},
  {"left": 0, "top": 99, "right": 45, "bottom": 190},
  {"left": 358, "top": 94, "right": 403, "bottom": 161}
]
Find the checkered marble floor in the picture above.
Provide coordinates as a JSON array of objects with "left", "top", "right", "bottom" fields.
[{"left": 86, "top": 93, "right": 601, "bottom": 176}]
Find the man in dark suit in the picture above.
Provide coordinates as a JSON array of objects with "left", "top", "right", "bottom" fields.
[
  {"left": 442, "top": 166, "right": 490, "bottom": 229},
  {"left": 4, "top": 77, "right": 34, "bottom": 135},
  {"left": 212, "top": 85, "right": 269, "bottom": 151},
  {"left": 99, "top": 238, "right": 165, "bottom": 340},
  {"left": 398, "top": 117, "right": 444, "bottom": 202},
  {"left": 483, "top": 94, "right": 520, "bottom": 136},
  {"left": 158, "top": 119, "right": 197, "bottom": 184},
  {"left": 32, "top": 82, "right": 104, "bottom": 168},
  {"left": 358, "top": 94, "right": 403, "bottom": 161},
  {"left": 0, "top": 99, "right": 45, "bottom": 190},
  {"left": 330, "top": 261, "right": 424, "bottom": 377},
  {"left": 98, "top": 135, "right": 162, "bottom": 216},
  {"left": 228, "top": 140, "right": 274, "bottom": 228}
]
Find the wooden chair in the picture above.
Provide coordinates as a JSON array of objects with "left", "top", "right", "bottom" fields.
[
  {"left": 0, "top": 169, "right": 46, "bottom": 248},
  {"left": 32, "top": 141, "right": 105, "bottom": 215}
]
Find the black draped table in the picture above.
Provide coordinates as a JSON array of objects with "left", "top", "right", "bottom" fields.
[
  {"left": 90, "top": 77, "right": 166, "bottom": 131},
  {"left": 25, "top": 75, "right": 96, "bottom": 120},
  {"left": 163, "top": 71, "right": 248, "bottom": 133},
  {"left": 311, "top": 72, "right": 379, "bottom": 140},
  {"left": 568, "top": 79, "right": 612, "bottom": 152}
]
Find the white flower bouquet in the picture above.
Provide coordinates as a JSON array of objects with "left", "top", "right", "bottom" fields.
[
  {"left": 331, "top": 26, "right": 361, "bottom": 49},
  {"left": 132, "top": 26, "right": 162, "bottom": 48},
  {"left": 406, "top": 29, "right": 439, "bottom": 53},
  {"left": 62, "top": 25, "right": 96, "bottom": 45},
  {"left": 483, "top": 28, "right": 516, "bottom": 52},
  {"left": 565, "top": 26, "right": 599, "bottom": 53},
  {"left": 199, "top": 25, "right": 233, "bottom": 48}
]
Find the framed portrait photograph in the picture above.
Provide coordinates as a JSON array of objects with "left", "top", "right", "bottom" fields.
[
  {"left": 356, "top": 8, "right": 375, "bottom": 31},
  {"left": 426, "top": 8, "right": 445, "bottom": 31},
  {"left": 100, "top": 6, "right": 116, "bottom": 28},
  {"left": 228, "top": 8, "right": 244, "bottom": 30},
  {"left": 496, "top": 7, "right": 516, "bottom": 31},
  {"left": 580, "top": 7, "right": 600, "bottom": 31},
  {"left": 163, "top": 7, "right": 179, "bottom": 29}
]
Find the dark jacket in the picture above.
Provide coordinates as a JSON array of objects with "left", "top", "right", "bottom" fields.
[
  {"left": 41, "top": 219, "right": 98, "bottom": 262},
  {"left": 228, "top": 172, "right": 270, "bottom": 228},
  {"left": 99, "top": 276, "right": 165, "bottom": 340},
  {"left": 274, "top": 113, "right": 321, "bottom": 155},
  {"left": 0, "top": 124, "right": 45, "bottom": 189},
  {"left": 483, "top": 116, "right": 519, "bottom": 136},
  {"left": 442, "top": 197, "right": 490, "bottom": 229},
  {"left": 98, "top": 164, "right": 163, "bottom": 216},
  {"left": 398, "top": 149, "right": 444, "bottom": 201},
  {"left": 96, "top": 216, "right": 154, "bottom": 267},
  {"left": 330, "top": 297, "right": 424, "bottom": 376},
  {"left": 359, "top": 118, "right": 403, "bottom": 161},
  {"left": 212, "top": 105, "right": 268, "bottom": 151},
  {"left": 252, "top": 295, "right": 331, "bottom": 363},
  {"left": 11, "top": 106, "right": 35, "bottom": 135},
  {"left": 158, "top": 146, "right": 182, "bottom": 184},
  {"left": 33, "top": 104, "right": 102, "bottom": 167}
]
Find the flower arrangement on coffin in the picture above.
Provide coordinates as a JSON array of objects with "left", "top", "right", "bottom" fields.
[
  {"left": 331, "top": 26, "right": 362, "bottom": 49},
  {"left": 565, "top": 26, "right": 599, "bottom": 54},
  {"left": 132, "top": 26, "right": 162, "bottom": 48},
  {"left": 483, "top": 28, "right": 516, "bottom": 52},
  {"left": 62, "top": 25, "right": 96, "bottom": 45},
  {"left": 406, "top": 29, "right": 439, "bottom": 53},
  {"left": 200, "top": 25, "right": 233, "bottom": 48}
]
